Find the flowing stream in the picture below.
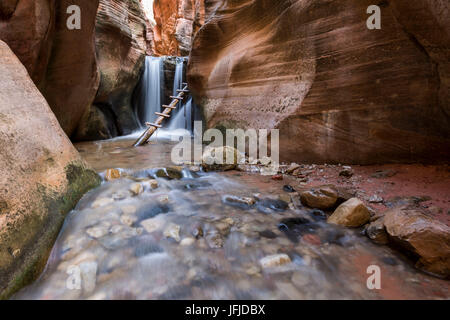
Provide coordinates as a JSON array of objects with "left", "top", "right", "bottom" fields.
[{"left": 13, "top": 137, "right": 450, "bottom": 300}]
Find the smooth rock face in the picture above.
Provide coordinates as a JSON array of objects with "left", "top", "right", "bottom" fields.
[
  {"left": 0, "top": 41, "right": 100, "bottom": 299},
  {"left": 188, "top": 0, "right": 450, "bottom": 164},
  {"left": 328, "top": 198, "right": 370, "bottom": 227},
  {"left": 76, "top": 0, "right": 148, "bottom": 140},
  {"left": 0, "top": 0, "right": 100, "bottom": 138},
  {"left": 383, "top": 208, "right": 450, "bottom": 278}
]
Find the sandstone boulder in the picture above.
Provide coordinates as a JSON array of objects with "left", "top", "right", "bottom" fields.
[
  {"left": 0, "top": 41, "right": 100, "bottom": 298},
  {"left": 300, "top": 186, "right": 338, "bottom": 210},
  {"left": 202, "top": 146, "right": 243, "bottom": 172},
  {"left": 328, "top": 198, "right": 370, "bottom": 227},
  {"left": 383, "top": 208, "right": 450, "bottom": 278}
]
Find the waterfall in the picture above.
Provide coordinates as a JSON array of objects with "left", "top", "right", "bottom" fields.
[
  {"left": 169, "top": 97, "right": 193, "bottom": 131},
  {"left": 138, "top": 56, "right": 163, "bottom": 125},
  {"left": 168, "top": 57, "right": 193, "bottom": 132},
  {"left": 172, "top": 57, "right": 185, "bottom": 96}
]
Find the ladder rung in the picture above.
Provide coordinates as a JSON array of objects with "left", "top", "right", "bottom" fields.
[
  {"left": 170, "top": 96, "right": 183, "bottom": 100},
  {"left": 176, "top": 89, "right": 189, "bottom": 93},
  {"left": 164, "top": 106, "right": 177, "bottom": 110},
  {"left": 145, "top": 122, "right": 162, "bottom": 128},
  {"left": 155, "top": 112, "right": 170, "bottom": 118}
]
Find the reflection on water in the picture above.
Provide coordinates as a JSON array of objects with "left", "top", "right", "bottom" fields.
[{"left": 13, "top": 136, "right": 450, "bottom": 300}]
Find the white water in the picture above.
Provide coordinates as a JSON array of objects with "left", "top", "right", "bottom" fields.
[
  {"left": 140, "top": 56, "right": 163, "bottom": 124},
  {"left": 172, "top": 58, "right": 185, "bottom": 96}
]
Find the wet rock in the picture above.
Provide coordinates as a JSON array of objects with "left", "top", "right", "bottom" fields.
[
  {"left": 91, "top": 197, "right": 114, "bottom": 209},
  {"left": 120, "top": 214, "right": 137, "bottom": 227},
  {"left": 144, "top": 179, "right": 159, "bottom": 190},
  {"left": 257, "top": 198, "right": 289, "bottom": 214},
  {"left": 202, "top": 146, "right": 242, "bottom": 172},
  {"left": 339, "top": 166, "right": 354, "bottom": 178},
  {"left": 365, "top": 218, "right": 389, "bottom": 245},
  {"left": 156, "top": 167, "right": 183, "bottom": 180},
  {"left": 278, "top": 217, "right": 319, "bottom": 242},
  {"left": 164, "top": 223, "right": 181, "bottom": 242},
  {"left": 86, "top": 224, "right": 110, "bottom": 239},
  {"left": 79, "top": 261, "right": 98, "bottom": 294},
  {"left": 105, "top": 169, "right": 122, "bottom": 181},
  {"left": 383, "top": 208, "right": 450, "bottom": 277},
  {"left": 300, "top": 186, "right": 338, "bottom": 210},
  {"left": 112, "top": 191, "right": 128, "bottom": 201},
  {"left": 283, "top": 185, "right": 296, "bottom": 193},
  {"left": 121, "top": 205, "right": 137, "bottom": 216},
  {"left": 222, "top": 195, "right": 255, "bottom": 209},
  {"left": 129, "top": 183, "right": 144, "bottom": 196},
  {"left": 135, "top": 203, "right": 170, "bottom": 222},
  {"left": 369, "top": 194, "right": 384, "bottom": 203},
  {"left": 140, "top": 215, "right": 165, "bottom": 234},
  {"left": 205, "top": 231, "right": 224, "bottom": 249},
  {"left": 192, "top": 225, "right": 204, "bottom": 239},
  {"left": 180, "top": 237, "right": 196, "bottom": 246},
  {"left": 158, "top": 195, "right": 170, "bottom": 205},
  {"left": 259, "top": 254, "right": 291, "bottom": 269},
  {"left": 327, "top": 198, "right": 370, "bottom": 227},
  {"left": 308, "top": 209, "right": 327, "bottom": 222},
  {"left": 278, "top": 194, "right": 292, "bottom": 204}
]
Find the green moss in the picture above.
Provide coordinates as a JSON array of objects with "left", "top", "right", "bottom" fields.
[{"left": 0, "top": 162, "right": 101, "bottom": 299}]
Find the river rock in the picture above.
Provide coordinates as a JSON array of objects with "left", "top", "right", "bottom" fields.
[
  {"left": 105, "top": 169, "right": 122, "bottom": 181},
  {"left": 259, "top": 254, "right": 291, "bottom": 269},
  {"left": 156, "top": 167, "right": 183, "bottom": 180},
  {"left": 180, "top": 237, "right": 196, "bottom": 246},
  {"left": 140, "top": 216, "right": 166, "bottom": 234},
  {"left": 300, "top": 186, "right": 338, "bottom": 210},
  {"left": 365, "top": 218, "right": 389, "bottom": 245},
  {"left": 383, "top": 208, "right": 450, "bottom": 278},
  {"left": 79, "top": 261, "right": 98, "bottom": 294},
  {"left": 202, "top": 146, "right": 242, "bottom": 172},
  {"left": 91, "top": 197, "right": 114, "bottom": 209},
  {"left": 120, "top": 214, "right": 138, "bottom": 227},
  {"left": 222, "top": 195, "right": 255, "bottom": 209},
  {"left": 327, "top": 198, "right": 370, "bottom": 227},
  {"left": 164, "top": 224, "right": 181, "bottom": 242},
  {"left": 129, "top": 183, "right": 144, "bottom": 196}
]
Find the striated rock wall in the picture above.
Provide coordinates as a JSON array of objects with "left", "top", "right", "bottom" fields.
[
  {"left": 0, "top": 40, "right": 100, "bottom": 299},
  {"left": 188, "top": 0, "right": 450, "bottom": 164},
  {"left": 0, "top": 0, "right": 149, "bottom": 141},
  {"left": 152, "top": 0, "right": 218, "bottom": 56},
  {"left": 75, "top": 0, "right": 148, "bottom": 140}
]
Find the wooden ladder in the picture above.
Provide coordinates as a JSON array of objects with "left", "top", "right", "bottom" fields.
[{"left": 133, "top": 83, "right": 189, "bottom": 147}]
